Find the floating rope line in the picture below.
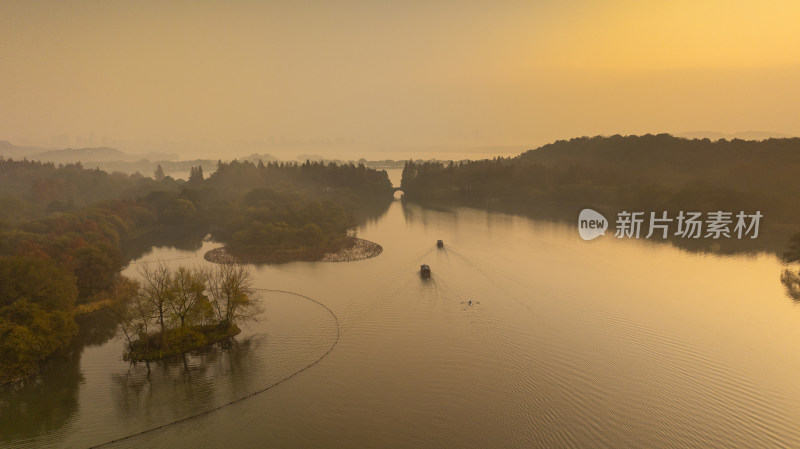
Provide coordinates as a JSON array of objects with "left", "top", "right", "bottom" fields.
[{"left": 91, "top": 288, "right": 340, "bottom": 448}]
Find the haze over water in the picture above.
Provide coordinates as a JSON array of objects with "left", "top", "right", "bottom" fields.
[
  {"left": 3, "top": 181, "right": 798, "bottom": 447},
  {"left": 2, "top": 2, "right": 800, "bottom": 447}
]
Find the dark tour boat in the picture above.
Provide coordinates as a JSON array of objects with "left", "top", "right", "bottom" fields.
[{"left": 420, "top": 264, "right": 431, "bottom": 278}]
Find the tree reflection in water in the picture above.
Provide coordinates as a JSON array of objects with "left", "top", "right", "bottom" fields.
[
  {"left": 0, "top": 309, "right": 119, "bottom": 445},
  {"left": 0, "top": 351, "right": 81, "bottom": 445},
  {"left": 111, "top": 334, "right": 263, "bottom": 426},
  {"left": 780, "top": 268, "right": 800, "bottom": 302},
  {"left": 120, "top": 225, "right": 210, "bottom": 263}
]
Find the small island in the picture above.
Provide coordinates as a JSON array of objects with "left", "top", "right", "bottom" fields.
[
  {"left": 204, "top": 236, "right": 383, "bottom": 264},
  {"left": 125, "top": 324, "right": 241, "bottom": 362},
  {"left": 116, "top": 262, "right": 261, "bottom": 362}
]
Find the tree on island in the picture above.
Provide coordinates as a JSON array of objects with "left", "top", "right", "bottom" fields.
[
  {"left": 207, "top": 263, "right": 259, "bottom": 329},
  {"left": 137, "top": 263, "right": 173, "bottom": 349},
  {"left": 169, "top": 266, "right": 210, "bottom": 328},
  {"left": 116, "top": 262, "right": 261, "bottom": 361}
]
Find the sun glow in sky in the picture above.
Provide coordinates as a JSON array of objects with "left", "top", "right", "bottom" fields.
[{"left": 1, "top": 0, "right": 799, "bottom": 157}]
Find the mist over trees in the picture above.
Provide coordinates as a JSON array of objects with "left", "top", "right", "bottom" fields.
[
  {"left": 401, "top": 134, "right": 800, "bottom": 253},
  {"left": 0, "top": 158, "right": 187, "bottom": 224},
  {"left": 154, "top": 164, "right": 165, "bottom": 181},
  {"left": 201, "top": 160, "right": 393, "bottom": 261},
  {"left": 0, "top": 156, "right": 392, "bottom": 382},
  {"left": 188, "top": 165, "right": 204, "bottom": 185}
]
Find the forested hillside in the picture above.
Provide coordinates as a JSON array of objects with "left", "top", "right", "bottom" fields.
[
  {"left": 401, "top": 134, "right": 800, "bottom": 252},
  {"left": 0, "top": 158, "right": 393, "bottom": 382}
]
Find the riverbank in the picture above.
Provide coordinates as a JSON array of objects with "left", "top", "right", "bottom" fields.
[
  {"left": 204, "top": 237, "right": 383, "bottom": 264},
  {"left": 319, "top": 237, "right": 383, "bottom": 262}
]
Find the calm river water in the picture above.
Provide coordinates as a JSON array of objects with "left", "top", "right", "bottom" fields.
[{"left": 2, "top": 173, "right": 800, "bottom": 448}]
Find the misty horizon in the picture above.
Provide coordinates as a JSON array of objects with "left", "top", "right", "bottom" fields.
[
  {"left": 2, "top": 1, "right": 800, "bottom": 161},
  {"left": 2, "top": 129, "right": 797, "bottom": 164}
]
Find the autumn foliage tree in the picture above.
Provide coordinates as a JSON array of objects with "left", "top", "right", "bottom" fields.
[
  {"left": 0, "top": 258, "right": 78, "bottom": 382},
  {"left": 120, "top": 263, "right": 260, "bottom": 361}
]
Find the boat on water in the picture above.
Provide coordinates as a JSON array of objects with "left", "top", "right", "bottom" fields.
[
  {"left": 420, "top": 264, "right": 431, "bottom": 278},
  {"left": 437, "top": 240, "right": 444, "bottom": 248}
]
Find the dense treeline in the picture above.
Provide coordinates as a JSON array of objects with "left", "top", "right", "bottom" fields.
[
  {"left": 0, "top": 158, "right": 187, "bottom": 224},
  {"left": 0, "top": 198, "right": 179, "bottom": 299},
  {"left": 217, "top": 189, "right": 353, "bottom": 261},
  {"left": 206, "top": 159, "right": 392, "bottom": 200},
  {"left": 0, "top": 194, "right": 185, "bottom": 382},
  {"left": 199, "top": 160, "right": 393, "bottom": 261},
  {"left": 0, "top": 157, "right": 392, "bottom": 382},
  {"left": 401, "top": 134, "right": 800, "bottom": 253},
  {"left": 0, "top": 160, "right": 193, "bottom": 382},
  {"left": 517, "top": 134, "right": 800, "bottom": 197}
]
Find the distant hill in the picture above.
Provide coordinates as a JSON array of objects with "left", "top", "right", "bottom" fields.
[
  {"left": 0, "top": 141, "right": 178, "bottom": 163},
  {"left": 30, "top": 147, "right": 129, "bottom": 163},
  {"left": 402, "top": 134, "right": 800, "bottom": 253},
  {"left": 516, "top": 133, "right": 800, "bottom": 192},
  {"left": 29, "top": 147, "right": 178, "bottom": 163},
  {"left": 0, "top": 140, "right": 47, "bottom": 158}
]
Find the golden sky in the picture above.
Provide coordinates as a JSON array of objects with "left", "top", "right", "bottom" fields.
[{"left": 1, "top": 0, "right": 799, "bottom": 157}]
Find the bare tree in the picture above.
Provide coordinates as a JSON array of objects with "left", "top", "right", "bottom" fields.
[
  {"left": 111, "top": 284, "right": 155, "bottom": 357},
  {"left": 138, "top": 262, "right": 174, "bottom": 348},
  {"left": 106, "top": 276, "right": 142, "bottom": 348},
  {"left": 168, "top": 266, "right": 207, "bottom": 329},
  {"left": 206, "top": 263, "right": 262, "bottom": 329}
]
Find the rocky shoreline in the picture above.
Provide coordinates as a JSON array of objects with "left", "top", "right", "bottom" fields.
[
  {"left": 319, "top": 237, "right": 383, "bottom": 262},
  {"left": 204, "top": 237, "right": 382, "bottom": 264},
  {"left": 204, "top": 246, "right": 238, "bottom": 264}
]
